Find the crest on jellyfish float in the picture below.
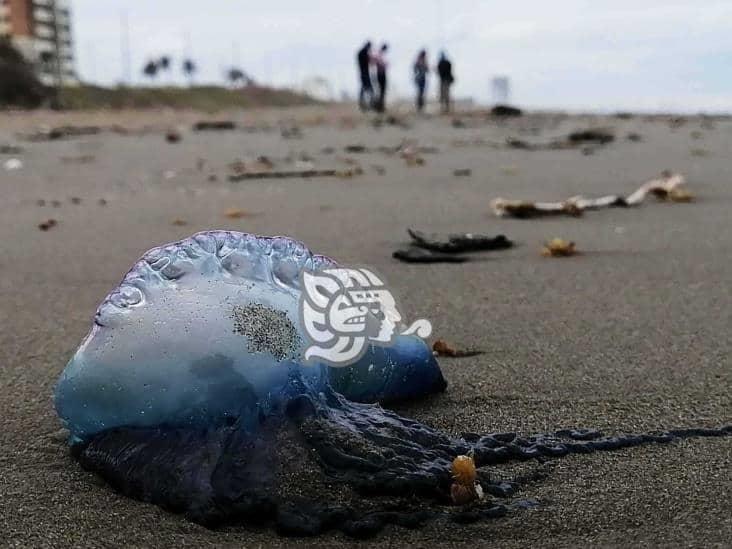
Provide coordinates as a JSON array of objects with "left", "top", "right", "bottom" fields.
[{"left": 54, "top": 231, "right": 731, "bottom": 538}]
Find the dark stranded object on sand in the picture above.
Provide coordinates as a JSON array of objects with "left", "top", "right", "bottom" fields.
[
  {"left": 567, "top": 129, "right": 615, "bottom": 145},
  {"left": 506, "top": 128, "right": 615, "bottom": 152},
  {"left": 407, "top": 228, "right": 513, "bottom": 254},
  {"left": 192, "top": 120, "right": 237, "bottom": 131},
  {"left": 490, "top": 104, "right": 523, "bottom": 117},
  {"left": 38, "top": 218, "right": 57, "bottom": 231},
  {"left": 394, "top": 229, "right": 513, "bottom": 263}
]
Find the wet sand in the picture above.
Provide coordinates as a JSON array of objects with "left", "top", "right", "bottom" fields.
[{"left": 0, "top": 106, "right": 730, "bottom": 547}]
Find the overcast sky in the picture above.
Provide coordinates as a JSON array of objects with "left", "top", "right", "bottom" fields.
[{"left": 71, "top": 1, "right": 732, "bottom": 112}]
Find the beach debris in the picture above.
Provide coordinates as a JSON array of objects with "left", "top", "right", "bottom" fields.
[
  {"left": 229, "top": 156, "right": 275, "bottom": 176},
  {"left": 542, "top": 238, "right": 577, "bottom": 257},
  {"left": 51, "top": 200, "right": 61, "bottom": 207},
  {"left": 402, "top": 154, "right": 425, "bottom": 166},
  {"left": 506, "top": 138, "right": 533, "bottom": 150},
  {"left": 98, "top": 199, "right": 108, "bottom": 206},
  {"left": 400, "top": 146, "right": 425, "bottom": 166},
  {"left": 336, "top": 167, "right": 363, "bottom": 178},
  {"left": 224, "top": 208, "right": 259, "bottom": 219},
  {"left": 567, "top": 129, "right": 614, "bottom": 145},
  {"left": 624, "top": 172, "right": 692, "bottom": 204},
  {"left": 453, "top": 168, "right": 472, "bottom": 177},
  {"left": 255, "top": 154, "right": 274, "bottom": 170},
  {"left": 165, "top": 130, "right": 181, "bottom": 143},
  {"left": 491, "top": 199, "right": 583, "bottom": 219},
  {"left": 450, "top": 455, "right": 484, "bottom": 505},
  {"left": 38, "top": 218, "right": 57, "bottom": 231},
  {"left": 690, "top": 148, "right": 708, "bottom": 157},
  {"left": 3, "top": 158, "right": 22, "bottom": 171},
  {"left": 70, "top": 197, "right": 82, "bottom": 205},
  {"left": 490, "top": 104, "right": 523, "bottom": 117},
  {"left": 344, "top": 144, "right": 368, "bottom": 153},
  {"left": 52, "top": 125, "right": 101, "bottom": 139},
  {"left": 393, "top": 247, "right": 468, "bottom": 263},
  {"left": 25, "top": 125, "right": 101, "bottom": 141},
  {"left": 228, "top": 168, "right": 358, "bottom": 181},
  {"left": 36, "top": 199, "right": 45, "bottom": 206},
  {"left": 192, "top": 120, "right": 236, "bottom": 131},
  {"left": 0, "top": 144, "right": 23, "bottom": 154},
  {"left": 171, "top": 218, "right": 188, "bottom": 226},
  {"left": 46, "top": 125, "right": 101, "bottom": 141},
  {"left": 280, "top": 125, "right": 303, "bottom": 139},
  {"left": 372, "top": 164, "right": 386, "bottom": 175},
  {"left": 433, "top": 339, "right": 484, "bottom": 358},
  {"left": 320, "top": 146, "right": 335, "bottom": 155},
  {"left": 626, "top": 132, "right": 642, "bottom": 142},
  {"left": 340, "top": 157, "right": 359, "bottom": 167},
  {"left": 506, "top": 128, "right": 615, "bottom": 151},
  {"left": 407, "top": 228, "right": 512, "bottom": 254},
  {"left": 492, "top": 172, "right": 691, "bottom": 218},
  {"left": 294, "top": 159, "right": 315, "bottom": 171}
]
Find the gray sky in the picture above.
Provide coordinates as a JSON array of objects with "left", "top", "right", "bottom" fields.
[{"left": 72, "top": 0, "right": 732, "bottom": 112}]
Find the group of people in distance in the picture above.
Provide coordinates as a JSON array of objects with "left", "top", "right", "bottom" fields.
[{"left": 356, "top": 41, "right": 455, "bottom": 114}]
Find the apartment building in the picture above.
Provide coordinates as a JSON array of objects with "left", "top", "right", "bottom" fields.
[{"left": 0, "top": 0, "right": 77, "bottom": 86}]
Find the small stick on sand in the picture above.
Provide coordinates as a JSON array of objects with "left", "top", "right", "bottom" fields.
[{"left": 228, "top": 168, "right": 360, "bottom": 181}]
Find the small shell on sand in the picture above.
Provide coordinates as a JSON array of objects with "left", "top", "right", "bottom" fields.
[{"left": 542, "top": 238, "right": 577, "bottom": 257}]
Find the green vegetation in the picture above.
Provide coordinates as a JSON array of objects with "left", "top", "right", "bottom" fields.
[{"left": 59, "top": 84, "right": 318, "bottom": 111}]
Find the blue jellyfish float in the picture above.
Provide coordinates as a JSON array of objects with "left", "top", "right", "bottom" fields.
[{"left": 55, "top": 231, "right": 731, "bottom": 537}]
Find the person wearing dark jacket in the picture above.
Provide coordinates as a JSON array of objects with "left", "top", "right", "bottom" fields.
[
  {"left": 413, "top": 49, "right": 429, "bottom": 112},
  {"left": 437, "top": 51, "right": 454, "bottom": 113},
  {"left": 356, "top": 41, "right": 373, "bottom": 111},
  {"left": 373, "top": 43, "right": 389, "bottom": 112}
]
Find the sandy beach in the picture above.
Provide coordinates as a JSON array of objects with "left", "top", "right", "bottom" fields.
[{"left": 1, "top": 105, "right": 730, "bottom": 548}]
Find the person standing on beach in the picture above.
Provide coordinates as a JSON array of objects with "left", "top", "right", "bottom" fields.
[
  {"left": 413, "top": 49, "right": 429, "bottom": 113},
  {"left": 373, "top": 43, "right": 389, "bottom": 112},
  {"left": 437, "top": 51, "right": 454, "bottom": 113},
  {"left": 356, "top": 41, "right": 373, "bottom": 111}
]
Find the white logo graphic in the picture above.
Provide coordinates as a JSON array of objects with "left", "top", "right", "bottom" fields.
[{"left": 299, "top": 267, "right": 432, "bottom": 367}]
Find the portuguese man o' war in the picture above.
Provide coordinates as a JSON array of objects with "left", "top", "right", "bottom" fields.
[{"left": 55, "top": 231, "right": 731, "bottom": 538}]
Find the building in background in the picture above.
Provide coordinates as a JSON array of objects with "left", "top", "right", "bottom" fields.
[{"left": 0, "top": 0, "right": 76, "bottom": 86}]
